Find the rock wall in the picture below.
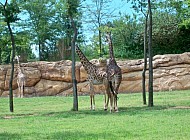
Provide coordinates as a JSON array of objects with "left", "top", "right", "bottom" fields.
[{"left": 1, "top": 52, "right": 190, "bottom": 97}]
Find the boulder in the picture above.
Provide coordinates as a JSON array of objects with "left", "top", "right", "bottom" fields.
[{"left": 1, "top": 52, "right": 190, "bottom": 97}]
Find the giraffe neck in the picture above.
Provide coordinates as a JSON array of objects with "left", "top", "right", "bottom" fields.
[
  {"left": 17, "top": 65, "right": 22, "bottom": 74},
  {"left": 15, "top": 56, "right": 20, "bottom": 64},
  {"left": 15, "top": 55, "right": 21, "bottom": 68},
  {"left": 15, "top": 56, "right": 23, "bottom": 76},
  {"left": 75, "top": 45, "right": 94, "bottom": 71},
  {"left": 107, "top": 32, "right": 115, "bottom": 60}
]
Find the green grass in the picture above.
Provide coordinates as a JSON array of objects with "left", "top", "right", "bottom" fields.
[{"left": 0, "top": 90, "right": 190, "bottom": 140}]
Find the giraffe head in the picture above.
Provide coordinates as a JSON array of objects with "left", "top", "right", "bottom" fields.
[
  {"left": 15, "top": 55, "right": 20, "bottom": 63},
  {"left": 105, "top": 32, "right": 112, "bottom": 42}
]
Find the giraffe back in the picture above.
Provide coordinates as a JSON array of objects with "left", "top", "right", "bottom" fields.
[{"left": 76, "top": 45, "right": 107, "bottom": 84}]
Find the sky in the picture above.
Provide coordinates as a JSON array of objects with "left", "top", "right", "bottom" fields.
[
  {"left": 110, "top": 0, "right": 133, "bottom": 15},
  {"left": 0, "top": 0, "right": 133, "bottom": 20},
  {"left": 82, "top": 0, "right": 133, "bottom": 43},
  {"left": 0, "top": 0, "right": 6, "bottom": 4},
  {"left": 0, "top": 0, "right": 133, "bottom": 57}
]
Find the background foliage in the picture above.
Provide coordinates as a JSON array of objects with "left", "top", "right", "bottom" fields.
[{"left": 0, "top": 0, "right": 189, "bottom": 63}]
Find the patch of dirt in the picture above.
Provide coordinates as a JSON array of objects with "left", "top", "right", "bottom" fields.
[
  {"left": 2, "top": 113, "right": 37, "bottom": 119},
  {"left": 170, "top": 106, "right": 190, "bottom": 109},
  {"left": 3, "top": 116, "right": 14, "bottom": 119}
]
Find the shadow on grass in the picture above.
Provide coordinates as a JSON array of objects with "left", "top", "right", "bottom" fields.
[
  {"left": 40, "top": 109, "right": 110, "bottom": 119},
  {"left": 1, "top": 105, "right": 178, "bottom": 119},
  {"left": 118, "top": 105, "right": 170, "bottom": 115},
  {"left": 0, "top": 130, "right": 133, "bottom": 140},
  {"left": 0, "top": 132, "right": 22, "bottom": 140},
  {"left": 39, "top": 105, "right": 171, "bottom": 118},
  {"left": 48, "top": 130, "right": 133, "bottom": 140}
]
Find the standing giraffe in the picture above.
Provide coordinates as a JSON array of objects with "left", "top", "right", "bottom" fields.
[
  {"left": 15, "top": 55, "right": 26, "bottom": 98},
  {"left": 106, "top": 31, "right": 122, "bottom": 112},
  {"left": 75, "top": 45, "right": 114, "bottom": 112}
]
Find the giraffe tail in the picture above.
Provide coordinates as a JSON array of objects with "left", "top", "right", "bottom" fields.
[
  {"left": 109, "top": 81, "right": 119, "bottom": 101},
  {"left": 109, "top": 81, "right": 117, "bottom": 95},
  {"left": 23, "top": 85, "right": 24, "bottom": 94}
]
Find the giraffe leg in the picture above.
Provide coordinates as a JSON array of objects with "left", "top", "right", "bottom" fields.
[
  {"left": 23, "top": 81, "right": 26, "bottom": 98},
  {"left": 90, "top": 83, "right": 95, "bottom": 110},
  {"left": 107, "top": 85, "right": 113, "bottom": 113},
  {"left": 104, "top": 93, "right": 108, "bottom": 111},
  {"left": 19, "top": 86, "right": 21, "bottom": 98},
  {"left": 89, "top": 94, "right": 95, "bottom": 110},
  {"left": 109, "top": 81, "right": 116, "bottom": 113},
  {"left": 111, "top": 80, "right": 116, "bottom": 111},
  {"left": 92, "top": 94, "right": 95, "bottom": 110},
  {"left": 113, "top": 79, "right": 120, "bottom": 112},
  {"left": 21, "top": 83, "right": 24, "bottom": 98},
  {"left": 18, "top": 84, "right": 20, "bottom": 98},
  {"left": 109, "top": 93, "right": 113, "bottom": 113},
  {"left": 114, "top": 95, "right": 118, "bottom": 112},
  {"left": 104, "top": 81, "right": 110, "bottom": 111},
  {"left": 104, "top": 93, "right": 111, "bottom": 111},
  {"left": 17, "top": 81, "right": 20, "bottom": 98}
]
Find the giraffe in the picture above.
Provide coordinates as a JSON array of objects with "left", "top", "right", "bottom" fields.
[
  {"left": 106, "top": 31, "right": 122, "bottom": 112},
  {"left": 75, "top": 45, "right": 114, "bottom": 112},
  {"left": 15, "top": 55, "right": 26, "bottom": 98}
]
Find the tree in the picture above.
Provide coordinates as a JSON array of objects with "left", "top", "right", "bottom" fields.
[
  {"left": 15, "top": 31, "right": 32, "bottom": 62},
  {"left": 0, "top": 40, "right": 12, "bottom": 64},
  {"left": 0, "top": 0, "right": 20, "bottom": 112},
  {"left": 148, "top": 0, "right": 153, "bottom": 107},
  {"left": 54, "top": 0, "right": 83, "bottom": 61},
  {"left": 65, "top": 0, "right": 81, "bottom": 111},
  {"left": 54, "top": 0, "right": 72, "bottom": 60},
  {"left": 151, "top": 0, "right": 185, "bottom": 55},
  {"left": 19, "top": 0, "right": 56, "bottom": 60},
  {"left": 131, "top": 0, "right": 149, "bottom": 105},
  {"left": 140, "top": 1, "right": 149, "bottom": 105},
  {"left": 0, "top": 23, "right": 9, "bottom": 64},
  {"left": 126, "top": 0, "right": 148, "bottom": 104},
  {"left": 127, "top": 0, "right": 154, "bottom": 106},
  {"left": 83, "top": 0, "right": 116, "bottom": 57},
  {"left": 112, "top": 15, "right": 143, "bottom": 59}
]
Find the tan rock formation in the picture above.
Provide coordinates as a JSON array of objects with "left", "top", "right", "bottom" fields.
[{"left": 0, "top": 52, "right": 190, "bottom": 97}]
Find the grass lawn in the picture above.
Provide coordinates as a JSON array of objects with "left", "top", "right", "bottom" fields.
[{"left": 0, "top": 90, "right": 190, "bottom": 140}]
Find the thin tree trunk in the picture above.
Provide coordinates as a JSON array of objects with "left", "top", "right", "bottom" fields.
[
  {"left": 148, "top": 0, "right": 153, "bottom": 107},
  {"left": 142, "top": 13, "right": 148, "bottom": 105},
  {"left": 39, "top": 41, "right": 41, "bottom": 61},
  {"left": 70, "top": 16, "right": 78, "bottom": 111},
  {"left": 0, "top": 48, "right": 2, "bottom": 64},
  {"left": 2, "top": 0, "right": 15, "bottom": 112},
  {"left": 97, "top": 10, "right": 102, "bottom": 57},
  {"left": 99, "top": 29, "right": 102, "bottom": 57},
  {"left": 7, "top": 22, "right": 15, "bottom": 112}
]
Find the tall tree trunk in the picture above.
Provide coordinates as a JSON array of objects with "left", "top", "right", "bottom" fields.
[
  {"left": 99, "top": 29, "right": 102, "bottom": 57},
  {"left": 70, "top": 16, "right": 78, "bottom": 111},
  {"left": 2, "top": 0, "right": 15, "bottom": 112},
  {"left": 148, "top": 0, "right": 153, "bottom": 107},
  {"left": 7, "top": 22, "right": 15, "bottom": 112},
  {"left": 39, "top": 41, "right": 41, "bottom": 61},
  {"left": 0, "top": 48, "right": 2, "bottom": 64},
  {"left": 142, "top": 13, "right": 148, "bottom": 105}
]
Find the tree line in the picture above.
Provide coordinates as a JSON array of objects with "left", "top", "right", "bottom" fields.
[{"left": 0, "top": 0, "right": 189, "bottom": 64}]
